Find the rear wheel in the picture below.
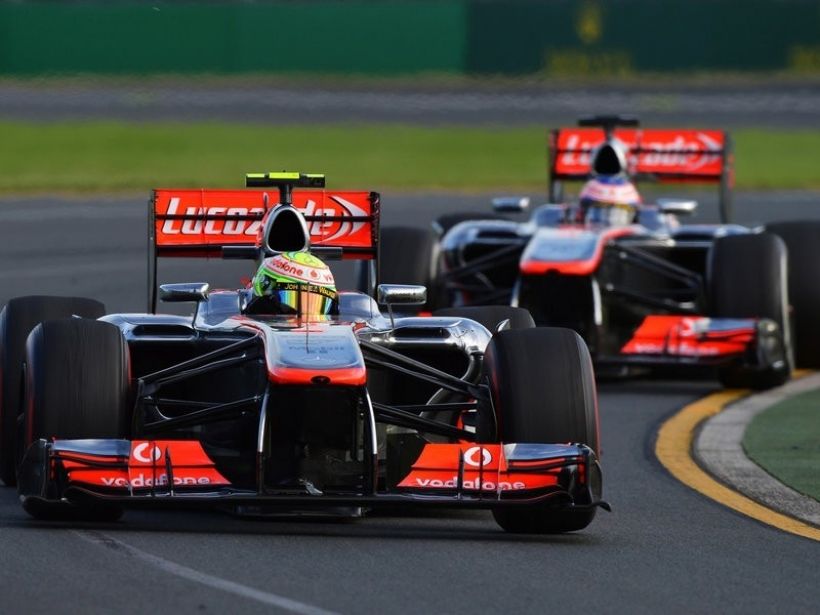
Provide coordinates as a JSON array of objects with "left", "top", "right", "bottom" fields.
[
  {"left": 0, "top": 296, "right": 105, "bottom": 486},
  {"left": 765, "top": 221, "right": 820, "bottom": 368},
  {"left": 21, "top": 318, "right": 130, "bottom": 521},
  {"left": 480, "top": 327, "right": 600, "bottom": 533},
  {"left": 708, "top": 233, "right": 790, "bottom": 389},
  {"left": 357, "top": 226, "right": 439, "bottom": 309}
]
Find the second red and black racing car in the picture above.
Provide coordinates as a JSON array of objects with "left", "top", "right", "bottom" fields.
[
  {"left": 379, "top": 117, "right": 820, "bottom": 389},
  {"left": 1, "top": 173, "right": 607, "bottom": 534}
]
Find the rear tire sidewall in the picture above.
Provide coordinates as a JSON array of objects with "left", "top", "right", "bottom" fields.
[
  {"left": 707, "top": 233, "right": 790, "bottom": 388},
  {"left": 765, "top": 221, "right": 820, "bottom": 368},
  {"left": 366, "top": 226, "right": 439, "bottom": 310},
  {"left": 0, "top": 296, "right": 105, "bottom": 486}
]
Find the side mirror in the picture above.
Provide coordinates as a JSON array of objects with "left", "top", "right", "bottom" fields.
[
  {"left": 658, "top": 198, "right": 698, "bottom": 216},
  {"left": 492, "top": 196, "right": 530, "bottom": 213},
  {"left": 376, "top": 284, "right": 427, "bottom": 306},
  {"left": 159, "top": 282, "right": 210, "bottom": 303}
]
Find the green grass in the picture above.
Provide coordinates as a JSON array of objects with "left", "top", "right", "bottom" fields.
[
  {"left": 743, "top": 388, "right": 820, "bottom": 502},
  {"left": 1, "top": 120, "right": 819, "bottom": 194}
]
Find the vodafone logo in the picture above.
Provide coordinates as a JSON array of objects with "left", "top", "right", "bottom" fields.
[
  {"left": 101, "top": 474, "right": 213, "bottom": 487},
  {"left": 463, "top": 446, "right": 493, "bottom": 467},
  {"left": 132, "top": 443, "right": 162, "bottom": 463},
  {"left": 415, "top": 477, "right": 526, "bottom": 491},
  {"left": 159, "top": 196, "right": 367, "bottom": 240}
]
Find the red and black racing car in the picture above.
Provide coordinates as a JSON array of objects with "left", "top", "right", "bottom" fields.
[
  {"left": 0, "top": 173, "right": 607, "bottom": 534},
  {"left": 380, "top": 117, "right": 820, "bottom": 388}
]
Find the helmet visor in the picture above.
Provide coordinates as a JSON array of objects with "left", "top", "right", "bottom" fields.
[
  {"left": 273, "top": 281, "right": 337, "bottom": 315},
  {"left": 582, "top": 202, "right": 635, "bottom": 226}
]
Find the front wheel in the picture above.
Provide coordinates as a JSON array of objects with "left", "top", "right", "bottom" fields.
[
  {"left": 20, "top": 318, "right": 131, "bottom": 521},
  {"left": 480, "top": 327, "right": 601, "bottom": 533}
]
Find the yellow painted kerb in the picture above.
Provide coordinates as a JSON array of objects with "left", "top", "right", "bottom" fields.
[{"left": 655, "top": 385, "right": 820, "bottom": 542}]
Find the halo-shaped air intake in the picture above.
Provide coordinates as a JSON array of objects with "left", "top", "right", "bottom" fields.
[
  {"left": 591, "top": 142, "right": 628, "bottom": 176},
  {"left": 262, "top": 205, "right": 311, "bottom": 254}
]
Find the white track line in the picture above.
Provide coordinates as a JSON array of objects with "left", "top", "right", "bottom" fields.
[{"left": 73, "top": 530, "right": 339, "bottom": 615}]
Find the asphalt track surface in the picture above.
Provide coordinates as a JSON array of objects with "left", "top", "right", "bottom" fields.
[
  {"left": 2, "top": 80, "right": 820, "bottom": 127},
  {"left": 1, "top": 191, "right": 819, "bottom": 614}
]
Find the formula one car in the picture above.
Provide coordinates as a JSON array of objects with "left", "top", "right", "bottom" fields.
[
  {"left": 1, "top": 173, "right": 607, "bottom": 534},
  {"left": 377, "top": 117, "right": 820, "bottom": 388}
]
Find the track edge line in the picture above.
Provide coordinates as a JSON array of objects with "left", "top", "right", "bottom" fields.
[{"left": 654, "top": 382, "right": 820, "bottom": 542}]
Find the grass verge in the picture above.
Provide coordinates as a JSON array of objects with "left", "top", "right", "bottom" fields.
[
  {"left": 1, "top": 120, "right": 819, "bottom": 193},
  {"left": 743, "top": 388, "right": 820, "bottom": 502}
]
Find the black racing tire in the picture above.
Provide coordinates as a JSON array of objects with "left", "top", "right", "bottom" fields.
[
  {"left": 433, "top": 306, "right": 535, "bottom": 333},
  {"left": 433, "top": 212, "right": 508, "bottom": 236},
  {"left": 707, "top": 233, "right": 791, "bottom": 389},
  {"left": 765, "top": 221, "right": 820, "bottom": 368},
  {"left": 378, "top": 226, "right": 438, "bottom": 287},
  {"left": 480, "top": 327, "right": 600, "bottom": 534},
  {"left": 359, "top": 226, "right": 439, "bottom": 309},
  {"left": 21, "top": 318, "right": 130, "bottom": 521},
  {"left": 0, "top": 296, "right": 105, "bottom": 486}
]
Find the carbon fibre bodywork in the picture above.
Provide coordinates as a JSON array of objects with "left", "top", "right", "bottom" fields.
[
  {"left": 436, "top": 208, "right": 788, "bottom": 376},
  {"left": 15, "top": 173, "right": 606, "bottom": 525},
  {"left": 17, "top": 290, "right": 604, "bottom": 517},
  {"left": 432, "top": 119, "right": 788, "bottom": 380}
]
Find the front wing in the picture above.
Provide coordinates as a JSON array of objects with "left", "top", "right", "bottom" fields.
[
  {"left": 18, "top": 438, "right": 607, "bottom": 513},
  {"left": 603, "top": 315, "right": 787, "bottom": 371}
]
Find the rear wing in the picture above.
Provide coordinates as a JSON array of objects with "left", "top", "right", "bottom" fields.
[
  {"left": 548, "top": 128, "right": 734, "bottom": 222},
  {"left": 148, "top": 188, "right": 380, "bottom": 311}
]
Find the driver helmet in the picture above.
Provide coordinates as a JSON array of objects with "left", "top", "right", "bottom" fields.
[
  {"left": 578, "top": 176, "right": 641, "bottom": 226},
  {"left": 251, "top": 251, "right": 338, "bottom": 315}
]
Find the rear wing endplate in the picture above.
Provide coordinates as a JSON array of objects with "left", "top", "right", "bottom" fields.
[{"left": 548, "top": 128, "right": 734, "bottom": 222}]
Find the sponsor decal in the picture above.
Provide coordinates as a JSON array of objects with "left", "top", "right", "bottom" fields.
[
  {"left": 396, "top": 443, "right": 569, "bottom": 492},
  {"left": 621, "top": 315, "right": 755, "bottom": 357},
  {"left": 159, "top": 195, "right": 367, "bottom": 240},
  {"left": 161, "top": 198, "right": 265, "bottom": 236},
  {"left": 132, "top": 442, "right": 162, "bottom": 463},
  {"left": 100, "top": 473, "right": 214, "bottom": 488},
  {"left": 463, "top": 446, "right": 493, "bottom": 468},
  {"left": 556, "top": 129, "right": 725, "bottom": 176},
  {"left": 264, "top": 253, "right": 335, "bottom": 286},
  {"left": 414, "top": 476, "right": 527, "bottom": 491},
  {"left": 60, "top": 441, "right": 232, "bottom": 490}
]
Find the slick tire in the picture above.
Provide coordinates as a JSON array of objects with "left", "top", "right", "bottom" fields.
[
  {"left": 479, "top": 327, "right": 601, "bottom": 534},
  {"left": 0, "top": 296, "right": 105, "bottom": 487},
  {"left": 765, "top": 221, "right": 820, "bottom": 368},
  {"left": 433, "top": 306, "right": 535, "bottom": 333},
  {"left": 359, "top": 226, "right": 439, "bottom": 309},
  {"left": 21, "top": 318, "right": 130, "bottom": 521},
  {"left": 707, "top": 233, "right": 791, "bottom": 389}
]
